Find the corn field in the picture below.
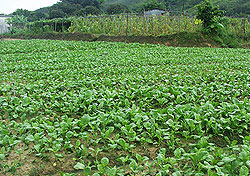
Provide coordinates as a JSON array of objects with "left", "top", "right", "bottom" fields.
[
  {"left": 68, "top": 14, "right": 199, "bottom": 36},
  {"left": 25, "top": 14, "right": 250, "bottom": 38}
]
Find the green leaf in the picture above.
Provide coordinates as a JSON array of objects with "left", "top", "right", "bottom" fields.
[
  {"left": 97, "top": 164, "right": 105, "bottom": 172},
  {"left": 80, "top": 144, "right": 87, "bottom": 155},
  {"left": 55, "top": 153, "right": 64, "bottom": 158},
  {"left": 145, "top": 138, "right": 153, "bottom": 144},
  {"left": 101, "top": 157, "right": 109, "bottom": 166},
  {"left": 74, "top": 162, "right": 85, "bottom": 170},
  {"left": 129, "top": 159, "right": 138, "bottom": 171},
  {"left": 81, "top": 115, "right": 90, "bottom": 126},
  {"left": 118, "top": 138, "right": 128, "bottom": 149},
  {"left": 106, "top": 166, "right": 117, "bottom": 176},
  {"left": 142, "top": 156, "right": 149, "bottom": 162},
  {"left": 34, "top": 133, "right": 40, "bottom": 141},
  {"left": 0, "top": 154, "right": 5, "bottom": 160},
  {"left": 240, "top": 165, "right": 249, "bottom": 176},
  {"left": 239, "top": 151, "right": 249, "bottom": 163},
  {"left": 93, "top": 173, "right": 100, "bottom": 176},
  {"left": 246, "top": 160, "right": 250, "bottom": 167},
  {"left": 53, "top": 143, "right": 61, "bottom": 152},
  {"left": 174, "top": 148, "right": 182, "bottom": 159},
  {"left": 16, "top": 148, "right": 23, "bottom": 155},
  {"left": 222, "top": 157, "right": 234, "bottom": 163},
  {"left": 136, "top": 153, "right": 142, "bottom": 162},
  {"left": 25, "top": 134, "right": 34, "bottom": 142},
  {"left": 34, "top": 144, "right": 40, "bottom": 152},
  {"left": 172, "top": 171, "right": 182, "bottom": 176},
  {"left": 84, "top": 167, "right": 91, "bottom": 175},
  {"left": 75, "top": 140, "right": 81, "bottom": 149}
]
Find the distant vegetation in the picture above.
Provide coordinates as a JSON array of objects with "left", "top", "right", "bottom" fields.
[
  {"left": 3, "top": 0, "right": 249, "bottom": 49},
  {"left": 7, "top": 0, "right": 250, "bottom": 22}
]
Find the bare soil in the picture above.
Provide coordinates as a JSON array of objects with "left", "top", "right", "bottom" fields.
[
  {"left": 0, "top": 32, "right": 221, "bottom": 48},
  {"left": 0, "top": 38, "right": 21, "bottom": 41}
]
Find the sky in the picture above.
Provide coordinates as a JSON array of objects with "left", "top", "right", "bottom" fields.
[{"left": 0, "top": 0, "right": 60, "bottom": 15}]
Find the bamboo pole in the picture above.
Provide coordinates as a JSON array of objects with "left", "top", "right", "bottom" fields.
[
  {"left": 126, "top": 13, "right": 128, "bottom": 36},
  {"left": 102, "top": 17, "right": 106, "bottom": 34},
  {"left": 61, "top": 21, "right": 63, "bottom": 32},
  {"left": 143, "top": 15, "right": 145, "bottom": 36},
  {"left": 55, "top": 22, "right": 57, "bottom": 32},
  {"left": 130, "top": 16, "right": 132, "bottom": 34}
]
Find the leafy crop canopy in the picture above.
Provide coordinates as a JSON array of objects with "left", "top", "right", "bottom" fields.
[{"left": 0, "top": 40, "right": 250, "bottom": 175}]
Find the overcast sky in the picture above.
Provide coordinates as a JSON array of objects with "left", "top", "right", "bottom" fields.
[{"left": 0, "top": 0, "right": 60, "bottom": 14}]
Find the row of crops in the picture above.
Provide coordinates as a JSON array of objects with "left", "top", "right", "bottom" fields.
[
  {"left": 26, "top": 15, "right": 198, "bottom": 36},
  {"left": 67, "top": 15, "right": 197, "bottom": 36},
  {"left": 0, "top": 40, "right": 250, "bottom": 175},
  {"left": 25, "top": 14, "right": 250, "bottom": 37}
]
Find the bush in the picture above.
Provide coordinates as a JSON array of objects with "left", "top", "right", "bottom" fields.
[
  {"left": 106, "top": 3, "right": 130, "bottom": 15},
  {"left": 49, "top": 9, "right": 66, "bottom": 19},
  {"left": 196, "top": 0, "right": 224, "bottom": 34},
  {"left": 136, "top": 0, "right": 165, "bottom": 13},
  {"left": 76, "top": 6, "right": 102, "bottom": 16}
]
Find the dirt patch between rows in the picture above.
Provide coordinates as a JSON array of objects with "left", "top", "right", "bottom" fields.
[
  {"left": 0, "top": 38, "right": 21, "bottom": 41},
  {"left": 0, "top": 32, "right": 220, "bottom": 48}
]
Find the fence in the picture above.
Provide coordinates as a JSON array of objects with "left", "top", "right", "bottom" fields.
[
  {"left": 67, "top": 13, "right": 198, "bottom": 36},
  {"left": 224, "top": 17, "right": 250, "bottom": 38},
  {"left": 26, "top": 13, "right": 250, "bottom": 37}
]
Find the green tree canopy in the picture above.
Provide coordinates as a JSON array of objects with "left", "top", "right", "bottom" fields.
[
  {"left": 49, "top": 9, "right": 66, "bottom": 19},
  {"left": 76, "top": 6, "right": 102, "bottom": 16},
  {"left": 106, "top": 3, "right": 130, "bottom": 14},
  {"left": 60, "top": 0, "right": 105, "bottom": 8},
  {"left": 137, "top": 0, "right": 165, "bottom": 12},
  {"left": 196, "top": 0, "right": 225, "bottom": 33}
]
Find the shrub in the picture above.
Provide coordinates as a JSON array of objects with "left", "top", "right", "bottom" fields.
[
  {"left": 76, "top": 6, "right": 102, "bottom": 16},
  {"left": 106, "top": 3, "right": 130, "bottom": 15},
  {"left": 196, "top": 0, "right": 224, "bottom": 34}
]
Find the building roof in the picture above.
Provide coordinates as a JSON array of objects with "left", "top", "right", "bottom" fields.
[
  {"left": 144, "top": 9, "right": 167, "bottom": 16},
  {"left": 0, "top": 15, "right": 11, "bottom": 18}
]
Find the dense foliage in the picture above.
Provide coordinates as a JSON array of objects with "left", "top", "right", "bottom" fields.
[
  {"left": 106, "top": 0, "right": 250, "bottom": 16},
  {"left": 106, "top": 3, "right": 130, "bottom": 15},
  {"left": 136, "top": 0, "right": 166, "bottom": 12},
  {"left": 7, "top": 0, "right": 250, "bottom": 22},
  {"left": 0, "top": 40, "right": 250, "bottom": 175},
  {"left": 48, "top": 0, "right": 104, "bottom": 18},
  {"left": 11, "top": 8, "right": 46, "bottom": 22},
  {"left": 196, "top": 0, "right": 225, "bottom": 34}
]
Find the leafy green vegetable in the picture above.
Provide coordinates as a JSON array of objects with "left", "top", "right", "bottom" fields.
[{"left": 0, "top": 39, "right": 250, "bottom": 175}]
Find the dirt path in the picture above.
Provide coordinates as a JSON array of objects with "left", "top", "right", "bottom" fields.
[
  {"left": 0, "top": 38, "right": 21, "bottom": 41},
  {"left": 0, "top": 32, "right": 227, "bottom": 48}
]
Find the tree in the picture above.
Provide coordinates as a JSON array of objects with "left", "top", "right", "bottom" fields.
[
  {"left": 50, "top": 1, "right": 81, "bottom": 17},
  {"left": 12, "top": 9, "right": 31, "bottom": 17},
  {"left": 29, "top": 11, "right": 47, "bottom": 21},
  {"left": 106, "top": 3, "right": 130, "bottom": 15},
  {"left": 60, "top": 0, "right": 105, "bottom": 9},
  {"left": 45, "top": 0, "right": 105, "bottom": 18},
  {"left": 49, "top": 9, "right": 66, "bottom": 19},
  {"left": 11, "top": 9, "right": 36, "bottom": 21},
  {"left": 137, "top": 0, "right": 165, "bottom": 12},
  {"left": 196, "top": 0, "right": 224, "bottom": 33},
  {"left": 76, "top": 6, "right": 102, "bottom": 16},
  {"left": 7, "top": 15, "right": 28, "bottom": 28}
]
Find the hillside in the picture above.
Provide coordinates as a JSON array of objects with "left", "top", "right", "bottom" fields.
[
  {"left": 105, "top": 0, "right": 250, "bottom": 16},
  {"left": 103, "top": 0, "right": 147, "bottom": 10},
  {"left": 9, "top": 0, "right": 250, "bottom": 22}
]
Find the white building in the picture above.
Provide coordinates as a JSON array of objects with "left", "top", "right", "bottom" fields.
[
  {"left": 0, "top": 15, "right": 11, "bottom": 34},
  {"left": 144, "top": 10, "right": 168, "bottom": 16}
]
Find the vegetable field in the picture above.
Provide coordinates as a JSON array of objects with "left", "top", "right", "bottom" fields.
[{"left": 0, "top": 40, "right": 250, "bottom": 176}]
